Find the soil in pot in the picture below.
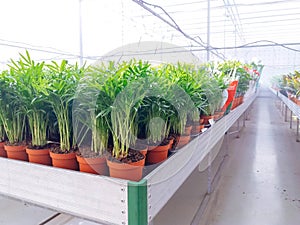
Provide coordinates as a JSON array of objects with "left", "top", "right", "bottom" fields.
[
  {"left": 0, "top": 141, "right": 7, "bottom": 158},
  {"left": 26, "top": 144, "right": 52, "bottom": 166},
  {"left": 130, "top": 143, "right": 148, "bottom": 157},
  {"left": 147, "top": 139, "right": 170, "bottom": 164},
  {"left": 4, "top": 142, "right": 28, "bottom": 161},
  {"left": 76, "top": 147, "right": 108, "bottom": 175},
  {"left": 50, "top": 147, "right": 78, "bottom": 171},
  {"left": 106, "top": 149, "right": 145, "bottom": 181}
]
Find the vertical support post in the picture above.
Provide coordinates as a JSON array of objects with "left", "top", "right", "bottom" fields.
[
  {"left": 207, "top": 0, "right": 211, "bottom": 61},
  {"left": 297, "top": 118, "right": 300, "bottom": 142},
  {"left": 207, "top": 134, "right": 212, "bottom": 194},
  {"left": 285, "top": 105, "right": 288, "bottom": 122},
  {"left": 78, "top": 0, "right": 84, "bottom": 66},
  {"left": 128, "top": 179, "right": 148, "bottom": 225},
  {"left": 236, "top": 117, "right": 240, "bottom": 138},
  {"left": 243, "top": 112, "right": 246, "bottom": 127},
  {"left": 290, "top": 109, "right": 293, "bottom": 129}
]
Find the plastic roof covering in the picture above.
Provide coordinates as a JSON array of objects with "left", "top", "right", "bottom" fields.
[{"left": 1, "top": 0, "right": 300, "bottom": 83}]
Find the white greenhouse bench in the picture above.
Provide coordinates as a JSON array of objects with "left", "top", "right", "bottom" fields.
[
  {"left": 271, "top": 88, "right": 300, "bottom": 142},
  {"left": 0, "top": 91, "right": 257, "bottom": 225}
]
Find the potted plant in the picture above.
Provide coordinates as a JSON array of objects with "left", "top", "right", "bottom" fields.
[
  {"left": 46, "top": 60, "right": 84, "bottom": 170},
  {"left": 106, "top": 60, "right": 149, "bottom": 181},
  {"left": 0, "top": 70, "right": 28, "bottom": 161},
  {"left": 8, "top": 51, "right": 52, "bottom": 165},
  {"left": 73, "top": 64, "right": 113, "bottom": 175}
]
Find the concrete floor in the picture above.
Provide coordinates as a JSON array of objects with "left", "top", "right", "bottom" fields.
[
  {"left": 200, "top": 87, "right": 300, "bottom": 225},
  {"left": 0, "top": 87, "right": 299, "bottom": 225}
]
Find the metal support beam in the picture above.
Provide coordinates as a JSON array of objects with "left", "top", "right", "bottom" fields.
[
  {"left": 207, "top": 0, "right": 211, "bottom": 61},
  {"left": 290, "top": 109, "right": 293, "bottom": 129},
  {"left": 285, "top": 105, "right": 288, "bottom": 122},
  {"left": 297, "top": 118, "right": 300, "bottom": 142}
]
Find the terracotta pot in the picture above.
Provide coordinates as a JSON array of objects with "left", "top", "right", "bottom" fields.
[
  {"left": 147, "top": 143, "right": 170, "bottom": 164},
  {"left": 49, "top": 151, "right": 78, "bottom": 170},
  {"left": 4, "top": 144, "right": 28, "bottom": 161},
  {"left": 199, "top": 118, "right": 204, "bottom": 125},
  {"left": 26, "top": 148, "right": 52, "bottom": 166},
  {"left": 76, "top": 155, "right": 108, "bottom": 175},
  {"left": 106, "top": 157, "right": 145, "bottom": 181},
  {"left": 231, "top": 98, "right": 238, "bottom": 110},
  {"left": 0, "top": 142, "right": 7, "bottom": 158},
  {"left": 177, "top": 135, "right": 191, "bottom": 148},
  {"left": 184, "top": 125, "right": 192, "bottom": 135},
  {"left": 214, "top": 111, "right": 224, "bottom": 120},
  {"left": 201, "top": 115, "right": 214, "bottom": 125},
  {"left": 191, "top": 124, "right": 205, "bottom": 135}
]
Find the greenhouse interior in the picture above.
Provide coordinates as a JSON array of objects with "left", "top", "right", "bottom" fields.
[{"left": 0, "top": 0, "right": 300, "bottom": 225}]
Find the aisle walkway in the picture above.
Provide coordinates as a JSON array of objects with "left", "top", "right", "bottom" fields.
[{"left": 201, "top": 87, "right": 300, "bottom": 225}]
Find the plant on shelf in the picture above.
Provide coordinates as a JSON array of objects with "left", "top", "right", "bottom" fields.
[
  {"left": 0, "top": 69, "right": 28, "bottom": 161},
  {"left": 8, "top": 51, "right": 52, "bottom": 165},
  {"left": 105, "top": 60, "right": 150, "bottom": 181},
  {"left": 200, "top": 76, "right": 223, "bottom": 124},
  {"left": 73, "top": 63, "right": 115, "bottom": 174},
  {"left": 45, "top": 60, "right": 85, "bottom": 170}
]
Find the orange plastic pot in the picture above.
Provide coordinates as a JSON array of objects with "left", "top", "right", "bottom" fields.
[
  {"left": 4, "top": 144, "right": 28, "bottom": 161},
  {"left": 26, "top": 148, "right": 52, "bottom": 166},
  {"left": 50, "top": 151, "right": 78, "bottom": 170},
  {"left": 107, "top": 157, "right": 145, "bottom": 181},
  {"left": 184, "top": 125, "right": 192, "bottom": 135},
  {"left": 191, "top": 124, "right": 205, "bottom": 135},
  {"left": 147, "top": 143, "right": 170, "bottom": 164},
  {"left": 177, "top": 135, "right": 191, "bottom": 148},
  {"left": 0, "top": 142, "right": 7, "bottom": 158},
  {"left": 76, "top": 155, "right": 108, "bottom": 175}
]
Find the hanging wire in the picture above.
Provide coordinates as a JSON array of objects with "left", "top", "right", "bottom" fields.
[{"left": 132, "top": 0, "right": 226, "bottom": 60}]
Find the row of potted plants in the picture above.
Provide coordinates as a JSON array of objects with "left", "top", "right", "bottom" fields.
[
  {"left": 0, "top": 51, "right": 261, "bottom": 181},
  {"left": 272, "top": 71, "right": 300, "bottom": 105}
]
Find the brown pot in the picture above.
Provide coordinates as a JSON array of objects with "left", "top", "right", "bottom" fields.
[
  {"left": 76, "top": 155, "right": 108, "bottom": 175},
  {"left": 177, "top": 135, "right": 191, "bottom": 148},
  {"left": 199, "top": 118, "right": 204, "bottom": 125},
  {"left": 147, "top": 143, "right": 170, "bottom": 164},
  {"left": 106, "top": 157, "right": 145, "bottom": 181},
  {"left": 26, "top": 148, "right": 52, "bottom": 166},
  {"left": 184, "top": 125, "right": 192, "bottom": 135},
  {"left": 0, "top": 142, "right": 7, "bottom": 158},
  {"left": 49, "top": 151, "right": 78, "bottom": 170},
  {"left": 4, "top": 144, "right": 28, "bottom": 161},
  {"left": 191, "top": 124, "right": 205, "bottom": 135}
]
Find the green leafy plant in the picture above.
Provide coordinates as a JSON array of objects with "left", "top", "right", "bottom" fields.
[
  {"left": 8, "top": 51, "right": 50, "bottom": 148},
  {"left": 0, "top": 70, "right": 26, "bottom": 145},
  {"left": 45, "top": 60, "right": 85, "bottom": 152}
]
